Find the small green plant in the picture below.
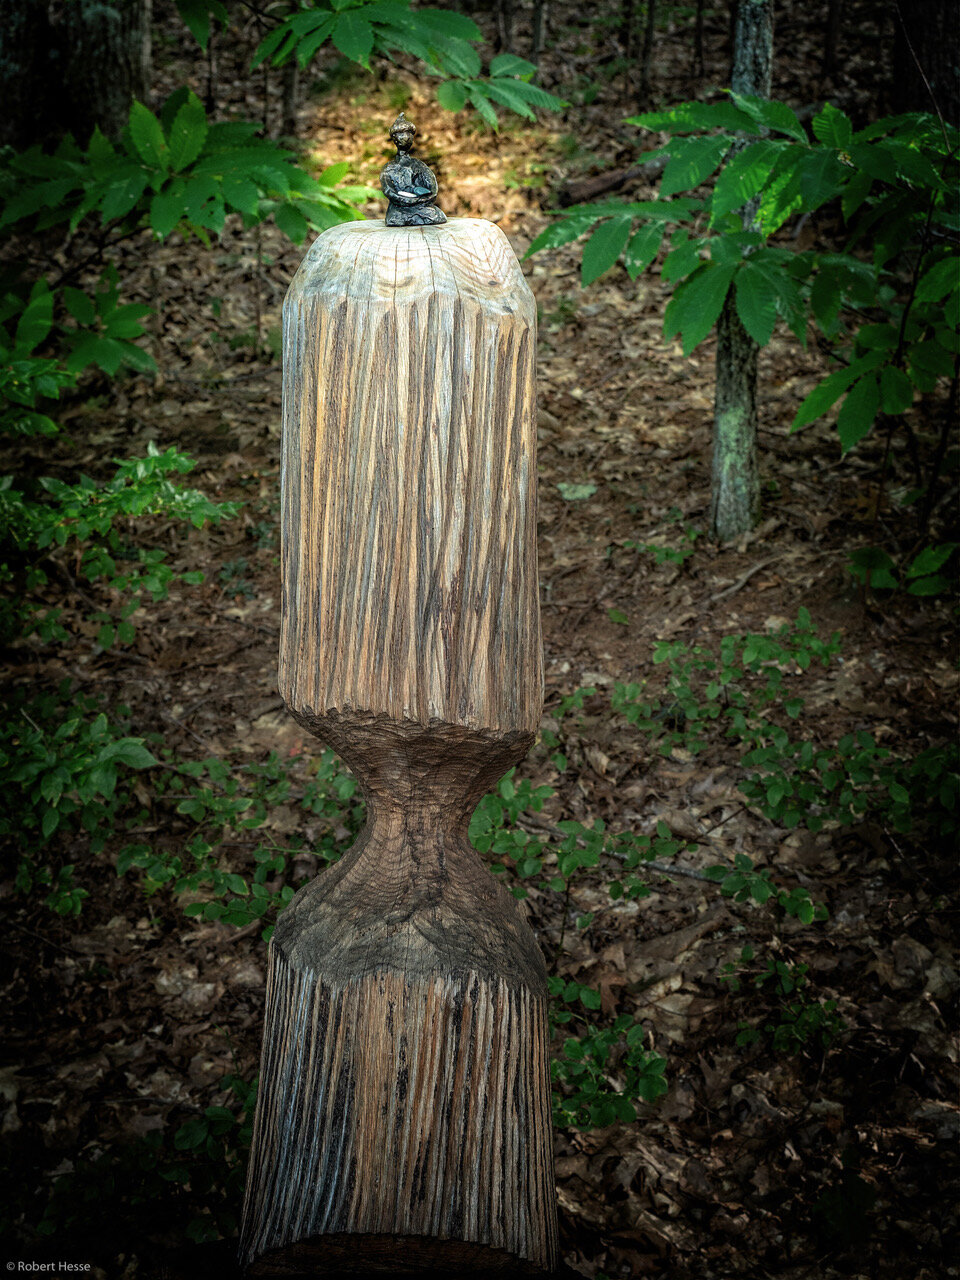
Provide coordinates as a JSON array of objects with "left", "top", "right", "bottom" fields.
[
  {"left": 848, "top": 542, "right": 958, "bottom": 598},
  {"left": 218, "top": 557, "right": 256, "bottom": 598},
  {"left": 720, "top": 945, "right": 844, "bottom": 1053},
  {"left": 625, "top": 507, "right": 701, "bottom": 566}
]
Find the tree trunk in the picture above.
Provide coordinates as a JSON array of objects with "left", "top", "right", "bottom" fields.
[
  {"left": 821, "top": 0, "right": 842, "bottom": 78},
  {"left": 54, "top": 0, "right": 151, "bottom": 141},
  {"left": 639, "top": 0, "right": 658, "bottom": 104},
  {"left": 531, "top": 0, "right": 549, "bottom": 67},
  {"left": 693, "top": 0, "right": 706, "bottom": 77},
  {"left": 709, "top": 0, "right": 772, "bottom": 543},
  {"left": 0, "top": 0, "right": 49, "bottom": 148},
  {"left": 0, "top": 0, "right": 150, "bottom": 148},
  {"left": 892, "top": 0, "right": 960, "bottom": 126}
]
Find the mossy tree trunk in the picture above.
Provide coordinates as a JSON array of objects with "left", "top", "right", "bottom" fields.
[{"left": 709, "top": 0, "right": 772, "bottom": 543}]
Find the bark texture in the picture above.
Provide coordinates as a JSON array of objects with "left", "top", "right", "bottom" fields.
[
  {"left": 710, "top": 0, "right": 772, "bottom": 543},
  {"left": 0, "top": 0, "right": 150, "bottom": 148},
  {"left": 242, "top": 219, "right": 557, "bottom": 1276}
]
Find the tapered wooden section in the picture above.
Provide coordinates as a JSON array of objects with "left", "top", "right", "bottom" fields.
[
  {"left": 242, "top": 219, "right": 556, "bottom": 1275},
  {"left": 278, "top": 218, "right": 542, "bottom": 735}
]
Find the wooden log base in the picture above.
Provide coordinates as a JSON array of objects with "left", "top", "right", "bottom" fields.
[
  {"left": 240, "top": 952, "right": 557, "bottom": 1274},
  {"left": 247, "top": 1232, "right": 548, "bottom": 1276}
]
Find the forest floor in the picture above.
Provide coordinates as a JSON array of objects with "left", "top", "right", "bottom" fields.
[{"left": 2, "top": 4, "right": 958, "bottom": 1279}]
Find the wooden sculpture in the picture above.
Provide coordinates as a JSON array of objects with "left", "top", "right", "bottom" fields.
[{"left": 240, "top": 121, "right": 558, "bottom": 1276}]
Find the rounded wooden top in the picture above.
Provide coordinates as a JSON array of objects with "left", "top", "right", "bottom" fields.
[{"left": 287, "top": 217, "right": 535, "bottom": 314}]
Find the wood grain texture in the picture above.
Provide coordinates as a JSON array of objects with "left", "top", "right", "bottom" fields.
[
  {"left": 278, "top": 218, "right": 542, "bottom": 736},
  {"left": 242, "top": 218, "right": 557, "bottom": 1275},
  {"left": 241, "top": 960, "right": 556, "bottom": 1274}
]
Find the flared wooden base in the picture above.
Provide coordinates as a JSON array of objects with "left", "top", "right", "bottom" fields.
[{"left": 240, "top": 948, "right": 557, "bottom": 1275}]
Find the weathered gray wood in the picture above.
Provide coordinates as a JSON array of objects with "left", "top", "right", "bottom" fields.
[{"left": 240, "top": 218, "right": 558, "bottom": 1275}]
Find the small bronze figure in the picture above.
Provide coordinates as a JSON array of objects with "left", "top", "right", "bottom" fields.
[{"left": 380, "top": 113, "right": 446, "bottom": 227}]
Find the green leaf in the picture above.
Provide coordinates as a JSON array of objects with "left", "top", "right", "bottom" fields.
[
  {"left": 63, "top": 287, "right": 96, "bottom": 327},
  {"left": 524, "top": 212, "right": 600, "bottom": 257},
  {"left": 129, "top": 101, "right": 168, "bottom": 169},
  {"left": 623, "top": 223, "right": 664, "bottom": 278},
  {"left": 489, "top": 53, "right": 536, "bottom": 77},
  {"left": 837, "top": 374, "right": 880, "bottom": 454},
  {"left": 628, "top": 101, "right": 754, "bottom": 134},
  {"left": 175, "top": 0, "right": 227, "bottom": 50},
  {"left": 664, "top": 262, "right": 736, "bottom": 355},
  {"left": 100, "top": 168, "right": 149, "bottom": 222},
  {"left": 168, "top": 92, "right": 208, "bottom": 171},
  {"left": 879, "top": 365, "right": 914, "bottom": 415},
  {"left": 812, "top": 102, "right": 853, "bottom": 148},
  {"left": 332, "top": 12, "right": 374, "bottom": 67},
  {"left": 731, "top": 93, "right": 807, "bottom": 142},
  {"left": 581, "top": 214, "right": 633, "bottom": 285},
  {"left": 437, "top": 80, "right": 468, "bottom": 112},
  {"left": 660, "top": 135, "right": 731, "bottom": 197},
  {"left": 274, "top": 202, "right": 309, "bottom": 243},
  {"left": 734, "top": 260, "right": 777, "bottom": 345},
  {"left": 905, "top": 543, "right": 956, "bottom": 578},
  {"left": 15, "top": 285, "right": 54, "bottom": 350},
  {"left": 608, "top": 608, "right": 629, "bottom": 625},
  {"left": 711, "top": 139, "right": 784, "bottom": 220},
  {"left": 150, "top": 187, "right": 185, "bottom": 237},
  {"left": 557, "top": 482, "right": 596, "bottom": 501},
  {"left": 915, "top": 256, "right": 959, "bottom": 303},
  {"left": 791, "top": 358, "right": 877, "bottom": 431}
]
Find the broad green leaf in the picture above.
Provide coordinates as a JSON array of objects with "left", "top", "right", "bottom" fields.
[
  {"left": 906, "top": 543, "right": 956, "bottom": 578},
  {"left": 222, "top": 174, "right": 260, "bottom": 216},
  {"left": 15, "top": 285, "right": 53, "bottom": 350},
  {"left": 915, "top": 255, "right": 959, "bottom": 303},
  {"left": 175, "top": 0, "right": 227, "bottom": 50},
  {"left": 129, "top": 101, "right": 168, "bottom": 169},
  {"left": 812, "top": 102, "right": 853, "bottom": 148},
  {"left": 798, "top": 147, "right": 846, "bottom": 212},
  {"left": 275, "top": 202, "right": 309, "bottom": 242},
  {"left": 150, "top": 186, "right": 185, "bottom": 237},
  {"left": 317, "top": 161, "right": 350, "bottom": 188},
  {"left": 791, "top": 356, "right": 880, "bottom": 431},
  {"left": 490, "top": 53, "right": 536, "bottom": 77},
  {"left": 758, "top": 150, "right": 804, "bottom": 233},
  {"left": 661, "top": 230, "right": 703, "bottom": 282},
  {"left": 837, "top": 373, "right": 880, "bottom": 453},
  {"left": 730, "top": 93, "right": 807, "bottom": 142},
  {"left": 879, "top": 365, "right": 914, "bottom": 414},
  {"left": 416, "top": 8, "right": 483, "bottom": 42},
  {"left": 735, "top": 261, "right": 777, "bottom": 345},
  {"left": 489, "top": 76, "right": 565, "bottom": 112},
  {"left": 332, "top": 12, "right": 374, "bottom": 66},
  {"left": 437, "top": 79, "right": 468, "bottom": 112},
  {"left": 100, "top": 168, "right": 149, "bottom": 223},
  {"left": 168, "top": 92, "right": 208, "bottom": 171},
  {"left": 710, "top": 139, "right": 784, "bottom": 220},
  {"left": 484, "top": 81, "right": 536, "bottom": 121},
  {"left": 664, "top": 262, "right": 736, "bottom": 355},
  {"left": 628, "top": 101, "right": 754, "bottom": 134},
  {"left": 250, "top": 24, "right": 291, "bottom": 69},
  {"left": 581, "top": 213, "right": 633, "bottom": 285},
  {"left": 623, "top": 223, "right": 664, "bottom": 278},
  {"left": 61, "top": 286, "right": 94, "bottom": 327},
  {"left": 525, "top": 213, "right": 599, "bottom": 257},
  {"left": 660, "top": 135, "right": 731, "bottom": 197},
  {"left": 467, "top": 85, "right": 499, "bottom": 129}
]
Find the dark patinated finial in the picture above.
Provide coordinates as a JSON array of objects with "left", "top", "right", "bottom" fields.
[{"left": 380, "top": 114, "right": 447, "bottom": 227}]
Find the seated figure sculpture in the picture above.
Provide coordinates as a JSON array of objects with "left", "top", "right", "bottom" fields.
[{"left": 380, "top": 113, "right": 447, "bottom": 227}]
